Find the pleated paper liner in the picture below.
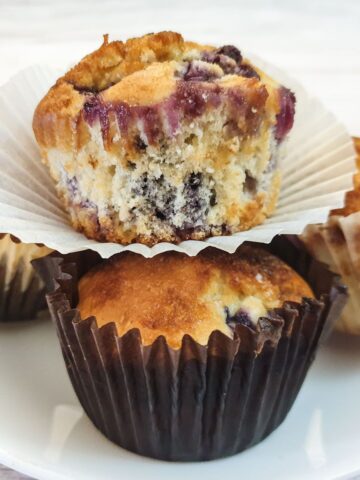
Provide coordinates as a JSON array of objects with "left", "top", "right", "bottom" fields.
[
  {"left": 302, "top": 214, "right": 360, "bottom": 335},
  {"left": 0, "top": 234, "right": 51, "bottom": 322},
  {"left": 0, "top": 59, "right": 356, "bottom": 258},
  {"left": 33, "top": 236, "right": 347, "bottom": 461},
  {"left": 301, "top": 138, "right": 360, "bottom": 335}
]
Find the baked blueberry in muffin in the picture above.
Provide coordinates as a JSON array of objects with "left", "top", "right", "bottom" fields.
[
  {"left": 78, "top": 244, "right": 311, "bottom": 348},
  {"left": 33, "top": 31, "right": 296, "bottom": 245}
]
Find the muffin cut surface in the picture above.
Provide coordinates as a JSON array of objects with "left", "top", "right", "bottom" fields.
[
  {"left": 33, "top": 31, "right": 296, "bottom": 245},
  {"left": 77, "top": 245, "right": 313, "bottom": 348}
]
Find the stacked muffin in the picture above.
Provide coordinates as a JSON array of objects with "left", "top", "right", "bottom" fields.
[
  {"left": 30, "top": 32, "right": 347, "bottom": 461},
  {"left": 33, "top": 31, "right": 295, "bottom": 245}
]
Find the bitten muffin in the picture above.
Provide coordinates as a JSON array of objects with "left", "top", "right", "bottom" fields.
[
  {"left": 0, "top": 234, "right": 51, "bottom": 322},
  {"left": 33, "top": 31, "right": 296, "bottom": 246},
  {"left": 78, "top": 245, "right": 312, "bottom": 348},
  {"left": 302, "top": 137, "right": 360, "bottom": 334}
]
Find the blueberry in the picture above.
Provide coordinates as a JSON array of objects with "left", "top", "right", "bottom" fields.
[
  {"left": 184, "top": 61, "right": 221, "bottom": 82},
  {"left": 216, "top": 45, "right": 242, "bottom": 64},
  {"left": 235, "top": 64, "right": 260, "bottom": 80},
  {"left": 201, "top": 51, "right": 237, "bottom": 74},
  {"left": 275, "top": 87, "right": 296, "bottom": 142},
  {"left": 225, "top": 307, "right": 253, "bottom": 329},
  {"left": 134, "top": 135, "right": 147, "bottom": 151},
  {"left": 155, "top": 209, "right": 166, "bottom": 220}
]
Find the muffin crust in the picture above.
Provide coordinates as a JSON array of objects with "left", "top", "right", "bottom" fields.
[{"left": 78, "top": 245, "right": 313, "bottom": 348}]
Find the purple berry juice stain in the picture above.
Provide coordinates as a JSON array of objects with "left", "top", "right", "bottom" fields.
[{"left": 275, "top": 87, "right": 296, "bottom": 142}]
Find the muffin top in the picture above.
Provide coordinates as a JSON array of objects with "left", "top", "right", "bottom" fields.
[
  {"left": 33, "top": 31, "right": 293, "bottom": 151},
  {"left": 77, "top": 245, "right": 313, "bottom": 348}
]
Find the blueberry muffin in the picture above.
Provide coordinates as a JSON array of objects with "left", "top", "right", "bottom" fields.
[
  {"left": 78, "top": 245, "right": 312, "bottom": 348},
  {"left": 33, "top": 31, "right": 296, "bottom": 245},
  {"left": 302, "top": 137, "right": 360, "bottom": 334},
  {"left": 0, "top": 234, "right": 51, "bottom": 322},
  {"left": 36, "top": 238, "right": 345, "bottom": 460}
]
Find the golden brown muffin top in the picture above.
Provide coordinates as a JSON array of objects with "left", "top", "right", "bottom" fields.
[
  {"left": 33, "top": 31, "right": 282, "bottom": 151},
  {"left": 64, "top": 32, "right": 197, "bottom": 92},
  {"left": 77, "top": 246, "right": 313, "bottom": 348},
  {"left": 33, "top": 32, "right": 209, "bottom": 132}
]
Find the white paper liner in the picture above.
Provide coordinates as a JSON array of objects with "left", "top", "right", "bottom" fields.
[
  {"left": 302, "top": 212, "right": 360, "bottom": 335},
  {"left": 0, "top": 57, "right": 356, "bottom": 258}
]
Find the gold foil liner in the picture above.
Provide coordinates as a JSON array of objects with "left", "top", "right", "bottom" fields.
[
  {"left": 0, "top": 234, "right": 51, "bottom": 322},
  {"left": 34, "top": 237, "right": 346, "bottom": 461}
]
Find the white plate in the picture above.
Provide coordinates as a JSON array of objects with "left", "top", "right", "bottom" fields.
[{"left": 0, "top": 319, "right": 360, "bottom": 480}]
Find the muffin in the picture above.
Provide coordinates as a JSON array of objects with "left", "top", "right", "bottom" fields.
[
  {"left": 35, "top": 237, "right": 346, "bottom": 461},
  {"left": 33, "top": 31, "right": 295, "bottom": 246},
  {"left": 0, "top": 234, "right": 51, "bottom": 322},
  {"left": 301, "top": 137, "right": 360, "bottom": 334}
]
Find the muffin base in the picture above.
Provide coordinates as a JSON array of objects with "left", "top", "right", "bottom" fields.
[{"left": 35, "top": 237, "right": 346, "bottom": 461}]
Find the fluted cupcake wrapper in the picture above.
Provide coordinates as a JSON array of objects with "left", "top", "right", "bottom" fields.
[
  {"left": 34, "top": 237, "right": 347, "bottom": 461},
  {"left": 0, "top": 248, "right": 47, "bottom": 323},
  {"left": 302, "top": 212, "right": 360, "bottom": 335}
]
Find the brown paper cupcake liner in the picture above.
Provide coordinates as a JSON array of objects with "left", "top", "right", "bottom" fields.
[
  {"left": 0, "top": 235, "right": 50, "bottom": 322},
  {"left": 34, "top": 237, "right": 347, "bottom": 461}
]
